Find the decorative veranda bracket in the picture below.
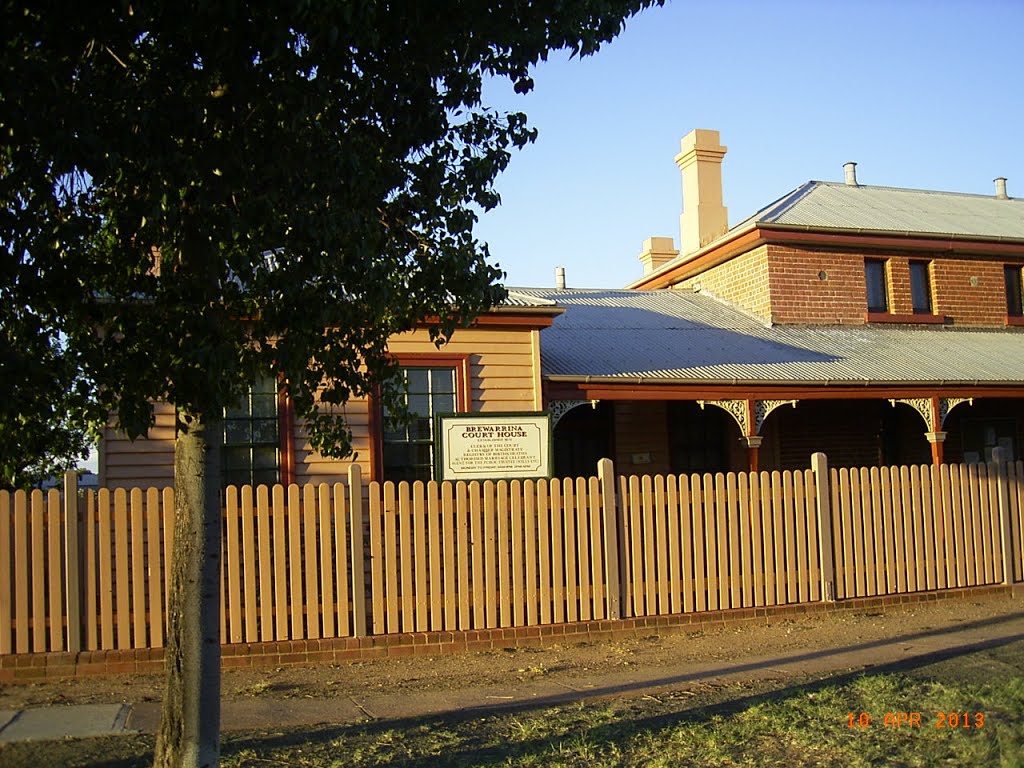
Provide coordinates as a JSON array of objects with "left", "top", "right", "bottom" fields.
[
  {"left": 754, "top": 399, "right": 797, "bottom": 434},
  {"left": 889, "top": 398, "right": 933, "bottom": 430},
  {"left": 548, "top": 399, "right": 596, "bottom": 428},
  {"left": 890, "top": 397, "right": 975, "bottom": 432},
  {"left": 698, "top": 399, "right": 748, "bottom": 436},
  {"left": 939, "top": 397, "right": 973, "bottom": 427}
]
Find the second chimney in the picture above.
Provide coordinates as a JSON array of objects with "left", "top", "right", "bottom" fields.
[
  {"left": 844, "top": 162, "right": 858, "bottom": 186},
  {"left": 675, "top": 129, "right": 729, "bottom": 256},
  {"left": 995, "top": 177, "right": 1009, "bottom": 200}
]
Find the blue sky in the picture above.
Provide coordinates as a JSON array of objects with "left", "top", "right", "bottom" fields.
[{"left": 475, "top": 0, "right": 1024, "bottom": 289}]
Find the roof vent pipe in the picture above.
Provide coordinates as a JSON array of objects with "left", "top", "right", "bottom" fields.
[
  {"left": 995, "top": 177, "right": 1009, "bottom": 199},
  {"left": 843, "top": 162, "right": 858, "bottom": 186},
  {"left": 555, "top": 265, "right": 566, "bottom": 289}
]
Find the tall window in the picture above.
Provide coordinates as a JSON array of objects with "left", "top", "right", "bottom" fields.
[
  {"left": 909, "top": 261, "right": 932, "bottom": 314},
  {"left": 222, "top": 374, "right": 280, "bottom": 488},
  {"left": 1006, "top": 265, "right": 1023, "bottom": 317},
  {"left": 382, "top": 367, "right": 457, "bottom": 481},
  {"left": 865, "top": 259, "right": 888, "bottom": 313}
]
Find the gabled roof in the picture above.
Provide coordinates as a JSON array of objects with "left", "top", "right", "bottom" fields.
[
  {"left": 511, "top": 287, "right": 1024, "bottom": 385},
  {"left": 738, "top": 181, "right": 1024, "bottom": 241}
]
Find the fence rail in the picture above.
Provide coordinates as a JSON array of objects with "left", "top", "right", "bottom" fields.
[{"left": 2, "top": 455, "right": 1023, "bottom": 656}]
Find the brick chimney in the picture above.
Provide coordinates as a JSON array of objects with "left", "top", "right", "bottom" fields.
[
  {"left": 675, "top": 129, "right": 729, "bottom": 256},
  {"left": 637, "top": 236, "right": 679, "bottom": 275}
]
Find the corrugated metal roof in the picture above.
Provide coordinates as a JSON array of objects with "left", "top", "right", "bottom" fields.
[
  {"left": 510, "top": 287, "right": 1024, "bottom": 384},
  {"left": 745, "top": 181, "right": 1024, "bottom": 240},
  {"left": 500, "top": 290, "right": 558, "bottom": 308}
]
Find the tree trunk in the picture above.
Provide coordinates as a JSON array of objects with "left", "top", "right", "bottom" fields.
[{"left": 154, "top": 413, "right": 222, "bottom": 768}]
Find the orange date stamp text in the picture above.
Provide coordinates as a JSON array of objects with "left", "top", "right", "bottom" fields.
[{"left": 847, "top": 712, "right": 985, "bottom": 729}]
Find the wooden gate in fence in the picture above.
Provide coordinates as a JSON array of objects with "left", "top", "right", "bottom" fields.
[{"left": 3, "top": 455, "right": 1023, "bottom": 656}]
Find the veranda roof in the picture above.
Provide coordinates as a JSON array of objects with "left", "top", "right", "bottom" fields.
[{"left": 510, "top": 287, "right": 1024, "bottom": 386}]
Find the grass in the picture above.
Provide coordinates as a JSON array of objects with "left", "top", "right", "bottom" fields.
[{"left": 2, "top": 646, "right": 1022, "bottom": 768}]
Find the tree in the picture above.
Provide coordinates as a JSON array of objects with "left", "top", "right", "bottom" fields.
[
  {"left": 0, "top": 320, "right": 99, "bottom": 489},
  {"left": 1, "top": 1, "right": 662, "bottom": 764}
]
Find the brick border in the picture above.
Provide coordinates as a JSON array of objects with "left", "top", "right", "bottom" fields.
[{"left": 1, "top": 583, "right": 1020, "bottom": 683}]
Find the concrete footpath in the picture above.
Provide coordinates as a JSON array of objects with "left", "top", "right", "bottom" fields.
[{"left": 2, "top": 605, "right": 1023, "bottom": 744}]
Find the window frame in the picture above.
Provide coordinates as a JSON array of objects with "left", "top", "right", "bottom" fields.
[
  {"left": 864, "top": 258, "right": 889, "bottom": 314},
  {"left": 1005, "top": 264, "right": 1024, "bottom": 320},
  {"left": 372, "top": 353, "right": 471, "bottom": 482},
  {"left": 909, "top": 260, "right": 933, "bottom": 315},
  {"left": 220, "top": 374, "right": 295, "bottom": 489}
]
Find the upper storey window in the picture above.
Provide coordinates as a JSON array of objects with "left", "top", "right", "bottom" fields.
[
  {"left": 1006, "top": 266, "right": 1023, "bottom": 317},
  {"left": 865, "top": 259, "right": 888, "bottom": 313},
  {"left": 909, "top": 261, "right": 933, "bottom": 314}
]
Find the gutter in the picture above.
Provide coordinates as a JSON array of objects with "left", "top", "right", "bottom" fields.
[
  {"left": 543, "top": 374, "right": 1008, "bottom": 388},
  {"left": 755, "top": 222, "right": 1024, "bottom": 246}
]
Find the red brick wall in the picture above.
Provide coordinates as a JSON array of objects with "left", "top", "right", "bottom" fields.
[
  {"left": 764, "top": 246, "right": 868, "bottom": 323},
  {"left": 931, "top": 259, "right": 1006, "bottom": 326},
  {"left": 678, "top": 245, "right": 772, "bottom": 320}
]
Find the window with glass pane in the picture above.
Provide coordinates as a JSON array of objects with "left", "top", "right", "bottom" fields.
[
  {"left": 865, "top": 259, "right": 888, "bottom": 313},
  {"left": 382, "top": 367, "right": 456, "bottom": 482},
  {"left": 222, "top": 374, "right": 280, "bottom": 488},
  {"left": 909, "top": 261, "right": 932, "bottom": 314},
  {"left": 1006, "top": 266, "right": 1023, "bottom": 316}
]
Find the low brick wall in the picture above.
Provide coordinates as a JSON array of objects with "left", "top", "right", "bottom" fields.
[{"left": 1, "top": 583, "right": 1018, "bottom": 684}]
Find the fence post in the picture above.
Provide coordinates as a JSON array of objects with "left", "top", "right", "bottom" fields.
[
  {"left": 63, "top": 470, "right": 81, "bottom": 653},
  {"left": 348, "top": 464, "right": 368, "bottom": 637},
  {"left": 991, "top": 448, "right": 1014, "bottom": 585},
  {"left": 598, "top": 458, "right": 621, "bottom": 620},
  {"left": 811, "top": 453, "right": 836, "bottom": 601}
]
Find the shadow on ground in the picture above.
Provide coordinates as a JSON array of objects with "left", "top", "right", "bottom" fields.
[{"left": 5, "top": 620, "right": 1019, "bottom": 768}]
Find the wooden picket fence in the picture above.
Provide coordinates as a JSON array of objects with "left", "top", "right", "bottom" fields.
[{"left": 2, "top": 455, "right": 1023, "bottom": 656}]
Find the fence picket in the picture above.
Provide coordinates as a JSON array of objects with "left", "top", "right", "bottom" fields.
[
  {"left": 47, "top": 490, "right": 63, "bottom": 651},
  {"left": 319, "top": 484, "right": 335, "bottom": 638},
  {"left": 239, "top": 485, "right": 257, "bottom": 642},
  {"left": 588, "top": 476, "right": 604, "bottom": 620},
  {"left": 748, "top": 472, "right": 764, "bottom": 607},
  {"left": 128, "top": 489, "right": 145, "bottom": 649},
  {"left": 537, "top": 480, "right": 552, "bottom": 624},
  {"left": 727, "top": 472, "right": 741, "bottom": 609},
  {"left": 483, "top": 481, "right": 498, "bottom": 628},
  {"left": 456, "top": 481, "right": 472, "bottom": 629},
  {"left": 793, "top": 470, "right": 809, "bottom": 604},
  {"left": 950, "top": 466, "right": 967, "bottom": 587},
  {"left": 256, "top": 485, "right": 273, "bottom": 641},
  {"left": 782, "top": 472, "right": 796, "bottom": 604},
  {"left": 225, "top": 487, "right": 242, "bottom": 644},
  {"left": 511, "top": 480, "right": 525, "bottom": 626},
  {"left": 30, "top": 491, "right": 46, "bottom": 652},
  {"left": 302, "top": 484, "right": 321, "bottom": 640},
  {"left": 759, "top": 472, "right": 775, "bottom": 605},
  {"left": 498, "top": 481, "right": 513, "bottom": 627},
  {"left": 410, "top": 482, "right": 427, "bottom": 633},
  {"left": 689, "top": 474, "right": 706, "bottom": 612},
  {"left": 715, "top": 473, "right": 729, "bottom": 610},
  {"left": 576, "top": 477, "right": 592, "bottom": 622},
  {"left": 524, "top": 480, "right": 539, "bottom": 625},
  {"left": 428, "top": 481, "right": 444, "bottom": 632},
  {"left": 331, "top": 482, "right": 348, "bottom": 637},
  {"left": 0, "top": 493, "right": 11, "bottom": 654}
]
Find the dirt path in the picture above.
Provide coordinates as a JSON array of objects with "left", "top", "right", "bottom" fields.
[{"left": 2, "top": 593, "right": 1021, "bottom": 713}]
